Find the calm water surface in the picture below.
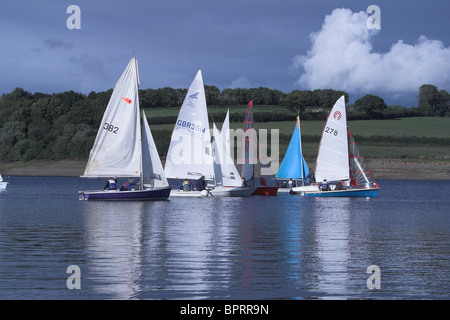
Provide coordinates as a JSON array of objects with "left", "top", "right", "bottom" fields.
[{"left": 0, "top": 177, "right": 448, "bottom": 300}]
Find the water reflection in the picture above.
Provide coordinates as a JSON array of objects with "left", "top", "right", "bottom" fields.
[
  {"left": 310, "top": 198, "right": 352, "bottom": 299},
  {"left": 82, "top": 196, "right": 358, "bottom": 299},
  {"left": 84, "top": 201, "right": 145, "bottom": 299}
]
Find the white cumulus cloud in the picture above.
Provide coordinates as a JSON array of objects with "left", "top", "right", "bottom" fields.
[{"left": 293, "top": 8, "right": 450, "bottom": 95}]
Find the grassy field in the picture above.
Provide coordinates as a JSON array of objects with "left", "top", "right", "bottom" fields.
[{"left": 147, "top": 113, "right": 450, "bottom": 162}]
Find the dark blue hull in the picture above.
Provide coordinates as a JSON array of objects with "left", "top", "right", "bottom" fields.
[
  {"left": 305, "top": 188, "right": 379, "bottom": 197},
  {"left": 79, "top": 186, "right": 171, "bottom": 201}
]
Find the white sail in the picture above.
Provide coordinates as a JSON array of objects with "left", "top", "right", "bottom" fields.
[
  {"left": 212, "top": 111, "right": 242, "bottom": 187},
  {"left": 212, "top": 123, "right": 224, "bottom": 186},
  {"left": 83, "top": 57, "right": 141, "bottom": 177},
  {"left": 141, "top": 112, "right": 169, "bottom": 188},
  {"left": 314, "top": 96, "right": 349, "bottom": 182},
  {"left": 164, "top": 70, "right": 214, "bottom": 180}
]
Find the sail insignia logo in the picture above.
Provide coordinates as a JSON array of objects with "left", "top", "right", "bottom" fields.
[
  {"left": 187, "top": 92, "right": 199, "bottom": 108},
  {"left": 333, "top": 111, "right": 342, "bottom": 120},
  {"left": 121, "top": 97, "right": 132, "bottom": 104}
]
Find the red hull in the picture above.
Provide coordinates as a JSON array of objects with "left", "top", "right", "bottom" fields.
[{"left": 251, "top": 186, "right": 279, "bottom": 196}]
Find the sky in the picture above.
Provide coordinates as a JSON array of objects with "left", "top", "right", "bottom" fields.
[{"left": 1, "top": 0, "right": 450, "bottom": 107}]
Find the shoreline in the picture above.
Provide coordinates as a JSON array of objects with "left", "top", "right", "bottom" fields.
[{"left": 1, "top": 159, "right": 449, "bottom": 180}]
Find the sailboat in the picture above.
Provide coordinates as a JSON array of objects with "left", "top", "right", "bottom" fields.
[
  {"left": 242, "top": 100, "right": 278, "bottom": 195},
  {"left": 0, "top": 173, "right": 7, "bottom": 190},
  {"left": 164, "top": 70, "right": 252, "bottom": 197},
  {"left": 276, "top": 115, "right": 316, "bottom": 193},
  {"left": 79, "top": 57, "right": 171, "bottom": 201},
  {"left": 291, "top": 96, "right": 379, "bottom": 197}
]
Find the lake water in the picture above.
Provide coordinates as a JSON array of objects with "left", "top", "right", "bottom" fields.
[{"left": 0, "top": 177, "right": 448, "bottom": 301}]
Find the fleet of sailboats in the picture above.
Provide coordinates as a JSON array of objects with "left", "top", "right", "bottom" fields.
[{"left": 0, "top": 57, "right": 380, "bottom": 199}]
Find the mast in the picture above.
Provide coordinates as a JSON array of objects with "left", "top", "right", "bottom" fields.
[
  {"left": 297, "top": 116, "right": 305, "bottom": 186},
  {"left": 135, "top": 57, "right": 143, "bottom": 191},
  {"left": 295, "top": 107, "right": 305, "bottom": 186}
]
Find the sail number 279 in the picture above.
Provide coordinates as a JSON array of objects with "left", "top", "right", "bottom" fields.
[
  {"left": 325, "top": 127, "right": 338, "bottom": 136},
  {"left": 103, "top": 123, "right": 119, "bottom": 134}
]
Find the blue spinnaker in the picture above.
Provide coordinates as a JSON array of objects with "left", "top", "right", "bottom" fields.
[{"left": 276, "top": 117, "right": 310, "bottom": 180}]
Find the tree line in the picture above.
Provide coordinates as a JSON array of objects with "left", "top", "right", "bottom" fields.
[{"left": 0, "top": 84, "right": 448, "bottom": 162}]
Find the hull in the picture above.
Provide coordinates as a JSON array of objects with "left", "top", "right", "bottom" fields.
[
  {"left": 170, "top": 186, "right": 253, "bottom": 197},
  {"left": 277, "top": 188, "right": 292, "bottom": 194},
  {"left": 251, "top": 186, "right": 279, "bottom": 196},
  {"left": 0, "top": 181, "right": 7, "bottom": 190},
  {"left": 304, "top": 187, "right": 379, "bottom": 197},
  {"left": 79, "top": 186, "right": 171, "bottom": 201},
  {"left": 290, "top": 185, "right": 320, "bottom": 194}
]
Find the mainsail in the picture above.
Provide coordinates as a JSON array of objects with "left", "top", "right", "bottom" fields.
[
  {"left": 141, "top": 112, "right": 169, "bottom": 188},
  {"left": 212, "top": 110, "right": 242, "bottom": 187},
  {"left": 83, "top": 57, "right": 142, "bottom": 178},
  {"left": 276, "top": 116, "right": 310, "bottom": 180},
  {"left": 164, "top": 70, "right": 214, "bottom": 180},
  {"left": 314, "top": 96, "right": 349, "bottom": 182}
]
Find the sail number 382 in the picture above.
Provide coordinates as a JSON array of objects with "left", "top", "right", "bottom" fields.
[
  {"left": 325, "top": 126, "right": 338, "bottom": 136},
  {"left": 103, "top": 123, "right": 119, "bottom": 134}
]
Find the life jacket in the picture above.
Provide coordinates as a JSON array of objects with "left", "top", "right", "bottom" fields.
[
  {"left": 123, "top": 182, "right": 130, "bottom": 190},
  {"left": 108, "top": 179, "right": 116, "bottom": 190},
  {"left": 183, "top": 180, "right": 191, "bottom": 191}
]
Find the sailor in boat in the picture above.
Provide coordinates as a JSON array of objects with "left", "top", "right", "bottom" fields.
[
  {"left": 196, "top": 176, "right": 207, "bottom": 191},
  {"left": 335, "top": 181, "right": 344, "bottom": 190},
  {"left": 321, "top": 179, "right": 330, "bottom": 191},
  {"left": 180, "top": 178, "right": 193, "bottom": 191},
  {"left": 120, "top": 178, "right": 139, "bottom": 191},
  {"left": 104, "top": 177, "right": 117, "bottom": 191},
  {"left": 288, "top": 178, "right": 296, "bottom": 188}
]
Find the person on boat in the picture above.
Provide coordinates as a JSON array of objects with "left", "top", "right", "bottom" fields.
[
  {"left": 181, "top": 178, "right": 192, "bottom": 191},
  {"left": 288, "top": 178, "right": 296, "bottom": 188},
  {"left": 321, "top": 179, "right": 330, "bottom": 191},
  {"left": 104, "top": 177, "right": 117, "bottom": 190},
  {"left": 335, "top": 181, "right": 344, "bottom": 190},
  {"left": 196, "top": 175, "right": 207, "bottom": 191},
  {"left": 242, "top": 177, "right": 247, "bottom": 187},
  {"left": 120, "top": 178, "right": 138, "bottom": 191}
]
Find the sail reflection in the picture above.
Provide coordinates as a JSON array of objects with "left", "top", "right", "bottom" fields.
[
  {"left": 311, "top": 198, "right": 352, "bottom": 299},
  {"left": 84, "top": 201, "right": 145, "bottom": 299}
]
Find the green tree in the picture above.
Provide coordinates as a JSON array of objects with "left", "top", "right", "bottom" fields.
[
  {"left": 417, "top": 84, "right": 450, "bottom": 117},
  {"left": 313, "top": 89, "right": 349, "bottom": 108},
  {"left": 284, "top": 90, "right": 319, "bottom": 114},
  {"left": 354, "top": 94, "right": 387, "bottom": 118}
]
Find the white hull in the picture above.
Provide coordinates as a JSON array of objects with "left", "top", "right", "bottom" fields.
[
  {"left": 290, "top": 185, "right": 320, "bottom": 194},
  {"left": 170, "top": 186, "right": 253, "bottom": 197},
  {"left": 0, "top": 181, "right": 7, "bottom": 190}
]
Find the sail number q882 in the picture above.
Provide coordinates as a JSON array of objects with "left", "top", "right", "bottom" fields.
[
  {"left": 324, "top": 126, "right": 338, "bottom": 136},
  {"left": 103, "top": 123, "right": 119, "bottom": 134}
]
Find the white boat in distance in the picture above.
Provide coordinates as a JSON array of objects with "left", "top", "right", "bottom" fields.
[
  {"left": 164, "top": 70, "right": 252, "bottom": 197},
  {"left": 0, "top": 173, "right": 7, "bottom": 190}
]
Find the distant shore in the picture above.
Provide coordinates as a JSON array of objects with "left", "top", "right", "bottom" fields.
[{"left": 1, "top": 159, "right": 449, "bottom": 180}]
